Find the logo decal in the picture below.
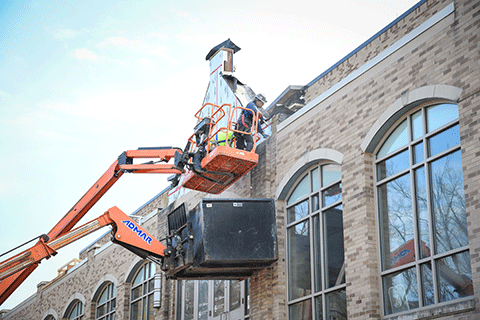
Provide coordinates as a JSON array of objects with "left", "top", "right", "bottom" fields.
[{"left": 121, "top": 220, "right": 152, "bottom": 245}]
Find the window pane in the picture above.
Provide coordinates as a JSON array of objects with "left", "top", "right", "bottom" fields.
[
  {"left": 414, "top": 166, "right": 430, "bottom": 258},
  {"left": 229, "top": 280, "right": 241, "bottom": 312},
  {"left": 289, "top": 299, "right": 312, "bottom": 320},
  {"left": 383, "top": 267, "right": 419, "bottom": 315},
  {"left": 99, "top": 287, "right": 108, "bottom": 304},
  {"left": 322, "top": 182, "right": 342, "bottom": 207},
  {"left": 288, "top": 175, "right": 309, "bottom": 205},
  {"left": 437, "top": 251, "right": 473, "bottom": 302},
  {"left": 421, "top": 262, "right": 434, "bottom": 306},
  {"left": 184, "top": 281, "right": 194, "bottom": 320},
  {"left": 411, "top": 110, "right": 423, "bottom": 140},
  {"left": 377, "top": 149, "right": 409, "bottom": 181},
  {"left": 97, "top": 305, "right": 106, "bottom": 318},
  {"left": 311, "top": 167, "right": 319, "bottom": 192},
  {"left": 288, "top": 221, "right": 311, "bottom": 300},
  {"left": 313, "top": 215, "right": 322, "bottom": 292},
  {"left": 413, "top": 142, "right": 424, "bottom": 164},
  {"left": 133, "top": 268, "right": 143, "bottom": 286},
  {"left": 378, "top": 120, "right": 408, "bottom": 159},
  {"left": 198, "top": 280, "right": 209, "bottom": 320},
  {"left": 314, "top": 296, "right": 323, "bottom": 320},
  {"left": 149, "top": 262, "right": 156, "bottom": 278},
  {"left": 378, "top": 174, "right": 413, "bottom": 270},
  {"left": 426, "top": 104, "right": 458, "bottom": 133},
  {"left": 130, "top": 301, "right": 141, "bottom": 320},
  {"left": 326, "top": 289, "right": 347, "bottom": 320},
  {"left": 312, "top": 193, "right": 319, "bottom": 212},
  {"left": 324, "top": 205, "right": 345, "bottom": 289},
  {"left": 430, "top": 151, "right": 468, "bottom": 254},
  {"left": 287, "top": 200, "right": 309, "bottom": 224},
  {"left": 131, "top": 286, "right": 141, "bottom": 301},
  {"left": 428, "top": 125, "right": 460, "bottom": 157},
  {"left": 322, "top": 164, "right": 341, "bottom": 187},
  {"left": 148, "top": 279, "right": 154, "bottom": 292},
  {"left": 214, "top": 280, "right": 225, "bottom": 317},
  {"left": 148, "top": 295, "right": 154, "bottom": 320}
]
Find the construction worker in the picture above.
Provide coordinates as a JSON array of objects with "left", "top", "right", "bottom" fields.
[
  {"left": 210, "top": 130, "right": 234, "bottom": 148},
  {"left": 235, "top": 94, "right": 269, "bottom": 151}
]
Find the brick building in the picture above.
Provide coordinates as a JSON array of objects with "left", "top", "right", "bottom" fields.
[{"left": 2, "top": 0, "right": 480, "bottom": 319}]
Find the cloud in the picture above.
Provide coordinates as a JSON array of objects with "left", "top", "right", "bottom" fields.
[
  {"left": 97, "top": 36, "right": 178, "bottom": 64},
  {"left": 0, "top": 90, "right": 11, "bottom": 99},
  {"left": 53, "top": 28, "right": 79, "bottom": 40},
  {"left": 72, "top": 48, "right": 100, "bottom": 61}
]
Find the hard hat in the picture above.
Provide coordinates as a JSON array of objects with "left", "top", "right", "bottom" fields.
[{"left": 255, "top": 93, "right": 267, "bottom": 104}]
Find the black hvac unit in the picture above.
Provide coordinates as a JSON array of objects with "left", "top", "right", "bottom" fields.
[{"left": 161, "top": 198, "right": 277, "bottom": 280}]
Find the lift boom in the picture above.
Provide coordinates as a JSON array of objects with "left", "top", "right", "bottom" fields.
[
  {"left": 0, "top": 100, "right": 266, "bottom": 305},
  {"left": 0, "top": 147, "right": 181, "bottom": 305}
]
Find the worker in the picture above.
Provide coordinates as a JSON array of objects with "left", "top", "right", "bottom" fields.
[
  {"left": 235, "top": 94, "right": 269, "bottom": 151},
  {"left": 210, "top": 130, "right": 234, "bottom": 148}
]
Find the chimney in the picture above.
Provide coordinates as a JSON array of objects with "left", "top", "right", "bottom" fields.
[{"left": 205, "top": 39, "right": 241, "bottom": 75}]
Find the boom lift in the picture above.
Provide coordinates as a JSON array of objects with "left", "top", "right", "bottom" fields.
[{"left": 0, "top": 101, "right": 267, "bottom": 305}]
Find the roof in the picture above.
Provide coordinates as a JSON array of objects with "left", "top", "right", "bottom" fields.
[{"left": 205, "top": 38, "right": 241, "bottom": 61}]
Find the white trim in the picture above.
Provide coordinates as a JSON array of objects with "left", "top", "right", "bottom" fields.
[
  {"left": 278, "top": 2, "right": 455, "bottom": 133},
  {"left": 275, "top": 148, "right": 344, "bottom": 200},
  {"left": 62, "top": 293, "right": 86, "bottom": 318},
  {"left": 360, "top": 84, "right": 462, "bottom": 153},
  {"left": 41, "top": 308, "right": 59, "bottom": 320},
  {"left": 124, "top": 256, "right": 144, "bottom": 283},
  {"left": 91, "top": 274, "right": 119, "bottom": 302}
]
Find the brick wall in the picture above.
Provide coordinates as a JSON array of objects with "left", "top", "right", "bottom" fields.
[{"left": 3, "top": 1, "right": 480, "bottom": 319}]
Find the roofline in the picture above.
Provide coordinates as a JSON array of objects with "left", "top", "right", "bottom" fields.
[
  {"left": 265, "top": 85, "right": 304, "bottom": 111},
  {"left": 305, "top": 0, "right": 426, "bottom": 88}
]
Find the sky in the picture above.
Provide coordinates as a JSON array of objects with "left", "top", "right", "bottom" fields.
[{"left": 0, "top": 0, "right": 420, "bottom": 310}]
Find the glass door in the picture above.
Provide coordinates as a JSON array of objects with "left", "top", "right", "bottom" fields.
[{"left": 178, "top": 280, "right": 247, "bottom": 320}]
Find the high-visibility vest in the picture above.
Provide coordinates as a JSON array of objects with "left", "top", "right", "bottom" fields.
[{"left": 212, "top": 131, "right": 233, "bottom": 146}]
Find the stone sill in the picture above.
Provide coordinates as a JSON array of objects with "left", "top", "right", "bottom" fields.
[{"left": 384, "top": 297, "right": 476, "bottom": 320}]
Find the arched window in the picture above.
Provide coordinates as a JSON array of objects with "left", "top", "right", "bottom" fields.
[
  {"left": 96, "top": 282, "right": 116, "bottom": 320},
  {"left": 130, "top": 261, "right": 156, "bottom": 320},
  {"left": 375, "top": 103, "right": 472, "bottom": 315},
  {"left": 66, "top": 300, "right": 84, "bottom": 320},
  {"left": 286, "top": 163, "right": 346, "bottom": 320},
  {"left": 44, "top": 315, "right": 56, "bottom": 320}
]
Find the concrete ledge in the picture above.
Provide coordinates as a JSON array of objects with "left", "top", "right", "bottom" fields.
[
  {"left": 361, "top": 84, "right": 462, "bottom": 154},
  {"left": 385, "top": 297, "right": 476, "bottom": 320},
  {"left": 275, "top": 148, "right": 344, "bottom": 200}
]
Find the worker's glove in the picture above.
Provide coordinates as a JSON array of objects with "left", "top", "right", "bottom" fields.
[{"left": 261, "top": 132, "right": 269, "bottom": 139}]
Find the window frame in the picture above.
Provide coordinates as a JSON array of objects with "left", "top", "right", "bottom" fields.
[
  {"left": 95, "top": 282, "right": 116, "bottom": 320},
  {"left": 130, "top": 261, "right": 157, "bottom": 320},
  {"left": 374, "top": 103, "right": 471, "bottom": 316},
  {"left": 66, "top": 300, "right": 84, "bottom": 320},
  {"left": 285, "top": 163, "right": 345, "bottom": 319}
]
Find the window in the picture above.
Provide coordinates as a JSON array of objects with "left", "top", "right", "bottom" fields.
[
  {"left": 44, "top": 315, "right": 56, "bottom": 320},
  {"left": 286, "top": 164, "right": 346, "bottom": 320},
  {"left": 96, "top": 282, "right": 116, "bottom": 320},
  {"left": 376, "top": 103, "right": 472, "bottom": 315},
  {"left": 130, "top": 261, "right": 156, "bottom": 320},
  {"left": 176, "top": 279, "right": 248, "bottom": 320},
  {"left": 67, "top": 300, "right": 84, "bottom": 320}
]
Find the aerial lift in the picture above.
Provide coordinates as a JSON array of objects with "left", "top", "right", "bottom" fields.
[{"left": 0, "top": 98, "right": 271, "bottom": 305}]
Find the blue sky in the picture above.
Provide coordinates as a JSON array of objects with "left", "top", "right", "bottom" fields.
[{"left": 0, "top": 0, "right": 419, "bottom": 309}]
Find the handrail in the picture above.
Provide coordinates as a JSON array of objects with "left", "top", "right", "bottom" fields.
[{"left": 189, "top": 102, "right": 262, "bottom": 156}]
